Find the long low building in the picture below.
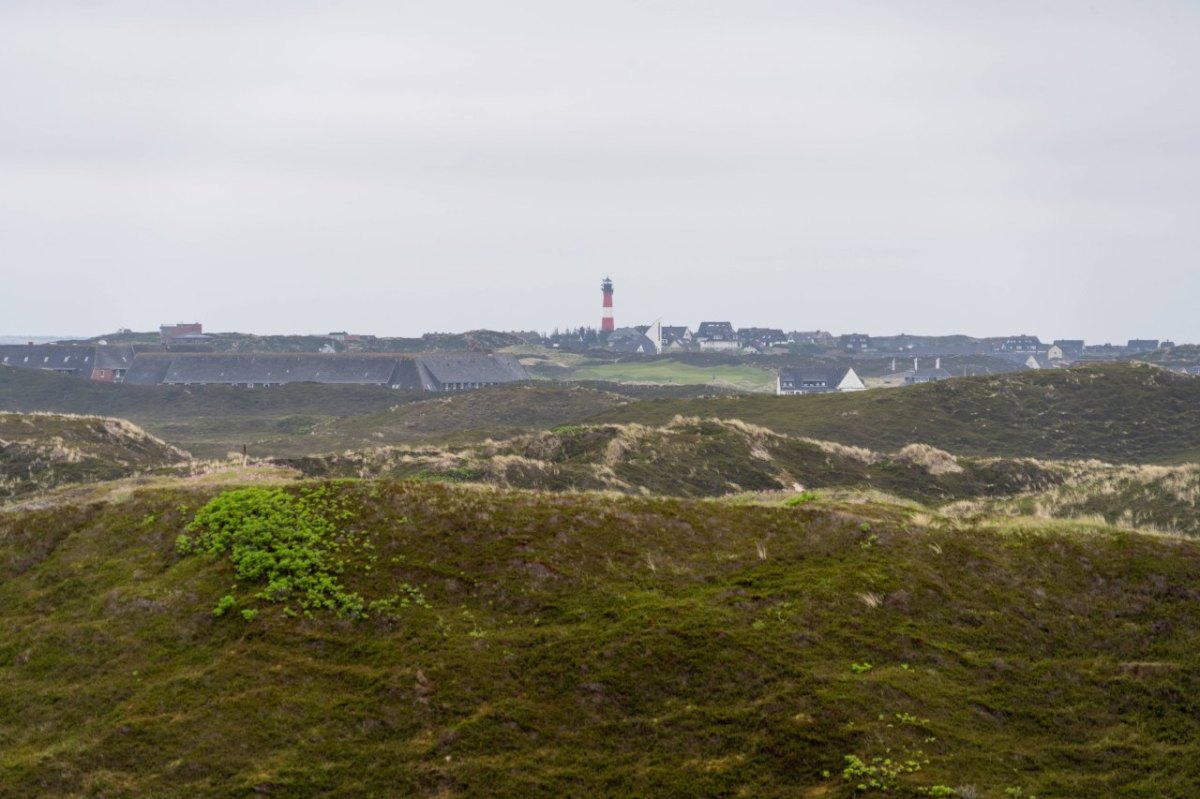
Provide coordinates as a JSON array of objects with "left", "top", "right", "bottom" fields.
[
  {"left": 0, "top": 344, "right": 136, "bottom": 382},
  {"left": 776, "top": 366, "right": 866, "bottom": 395},
  {"left": 121, "top": 352, "right": 529, "bottom": 391}
]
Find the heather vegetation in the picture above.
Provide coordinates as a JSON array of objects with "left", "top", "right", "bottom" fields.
[
  {"left": 2, "top": 480, "right": 1199, "bottom": 797},
  {"left": 0, "top": 411, "right": 189, "bottom": 499},
  {"left": 279, "top": 417, "right": 1069, "bottom": 504}
]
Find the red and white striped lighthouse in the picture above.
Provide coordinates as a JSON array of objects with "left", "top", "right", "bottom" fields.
[{"left": 600, "top": 277, "right": 614, "bottom": 332}]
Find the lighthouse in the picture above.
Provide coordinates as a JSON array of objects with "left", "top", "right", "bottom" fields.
[{"left": 600, "top": 277, "right": 614, "bottom": 332}]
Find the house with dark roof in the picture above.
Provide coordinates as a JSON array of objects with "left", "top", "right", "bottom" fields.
[
  {"left": 1052, "top": 340, "right": 1085, "bottom": 358},
  {"left": 608, "top": 328, "right": 658, "bottom": 355},
  {"left": 777, "top": 366, "right": 866, "bottom": 395},
  {"left": 791, "top": 330, "right": 834, "bottom": 346},
  {"left": 92, "top": 345, "right": 137, "bottom": 382},
  {"left": 737, "top": 327, "right": 789, "bottom": 351},
  {"left": 695, "top": 322, "right": 739, "bottom": 351},
  {"left": 904, "top": 364, "right": 953, "bottom": 385},
  {"left": 1126, "top": 339, "right": 1161, "bottom": 353},
  {"left": 999, "top": 335, "right": 1042, "bottom": 353},
  {"left": 660, "top": 326, "right": 693, "bottom": 350},
  {"left": 838, "top": 333, "right": 871, "bottom": 350},
  {"left": 414, "top": 353, "right": 529, "bottom": 391}
]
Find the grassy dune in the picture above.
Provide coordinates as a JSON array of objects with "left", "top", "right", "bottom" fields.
[
  {"left": 282, "top": 417, "right": 1068, "bottom": 505},
  {"left": 1, "top": 480, "right": 1199, "bottom": 797},
  {"left": 593, "top": 363, "right": 1200, "bottom": 463},
  {"left": 0, "top": 412, "right": 189, "bottom": 499}
]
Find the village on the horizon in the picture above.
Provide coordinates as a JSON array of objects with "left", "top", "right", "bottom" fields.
[{"left": 3, "top": 277, "right": 1195, "bottom": 396}]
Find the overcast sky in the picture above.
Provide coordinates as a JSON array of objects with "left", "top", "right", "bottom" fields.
[{"left": 2, "top": 1, "right": 1198, "bottom": 342}]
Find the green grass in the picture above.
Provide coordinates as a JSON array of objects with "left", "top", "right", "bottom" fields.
[
  {"left": 2, "top": 480, "right": 1199, "bottom": 796},
  {"left": 567, "top": 359, "right": 777, "bottom": 392}
]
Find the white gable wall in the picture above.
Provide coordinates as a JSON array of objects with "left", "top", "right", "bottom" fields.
[{"left": 836, "top": 368, "right": 867, "bottom": 391}]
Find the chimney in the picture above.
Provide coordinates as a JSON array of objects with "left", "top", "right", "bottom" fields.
[
  {"left": 913, "top": 357, "right": 918, "bottom": 370},
  {"left": 935, "top": 357, "right": 941, "bottom": 370}
]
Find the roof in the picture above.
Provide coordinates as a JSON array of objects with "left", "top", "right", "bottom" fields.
[
  {"left": 124, "top": 354, "right": 174, "bottom": 385},
  {"left": 738, "top": 328, "right": 788, "bottom": 343},
  {"left": 778, "top": 366, "right": 854, "bottom": 385},
  {"left": 122, "top": 351, "right": 527, "bottom": 388},
  {"left": 162, "top": 354, "right": 406, "bottom": 385},
  {"left": 94, "top": 344, "right": 137, "bottom": 370},
  {"left": 0, "top": 344, "right": 95, "bottom": 375},
  {"left": 696, "top": 322, "right": 735, "bottom": 339},
  {"left": 610, "top": 333, "right": 657, "bottom": 354},
  {"left": 417, "top": 353, "right": 529, "bottom": 385}
]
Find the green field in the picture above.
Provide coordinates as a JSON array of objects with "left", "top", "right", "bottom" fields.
[{"left": 568, "top": 359, "right": 777, "bottom": 392}]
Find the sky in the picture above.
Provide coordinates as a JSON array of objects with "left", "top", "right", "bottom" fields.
[{"left": 2, "top": 1, "right": 1198, "bottom": 342}]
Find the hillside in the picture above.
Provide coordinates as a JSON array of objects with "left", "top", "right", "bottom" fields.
[
  {"left": 948, "top": 461, "right": 1200, "bottom": 538},
  {"left": 0, "top": 412, "right": 189, "bottom": 499},
  {"left": 593, "top": 363, "right": 1200, "bottom": 463},
  {"left": 2, "top": 479, "right": 1199, "bottom": 797},
  {"left": 320, "top": 382, "right": 741, "bottom": 446},
  {"left": 0, "top": 368, "right": 730, "bottom": 457},
  {"left": 281, "top": 418, "right": 1200, "bottom": 539},
  {"left": 283, "top": 418, "right": 1069, "bottom": 504},
  {"left": 7, "top": 362, "right": 1200, "bottom": 465}
]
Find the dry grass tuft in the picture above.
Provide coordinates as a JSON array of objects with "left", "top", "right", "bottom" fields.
[{"left": 894, "top": 443, "right": 963, "bottom": 475}]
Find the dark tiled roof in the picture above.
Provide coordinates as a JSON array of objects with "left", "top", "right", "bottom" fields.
[
  {"left": 122, "top": 351, "right": 527, "bottom": 389},
  {"left": 417, "top": 353, "right": 528, "bottom": 386},
  {"left": 159, "top": 354, "right": 405, "bottom": 385},
  {"left": 124, "top": 354, "right": 174, "bottom": 385},
  {"left": 696, "top": 322, "right": 735, "bottom": 340},
  {"left": 0, "top": 344, "right": 95, "bottom": 375},
  {"left": 610, "top": 334, "right": 657, "bottom": 354},
  {"left": 94, "top": 344, "right": 137, "bottom": 370}
]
